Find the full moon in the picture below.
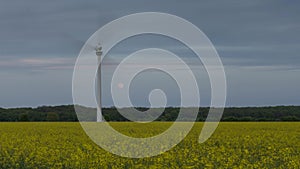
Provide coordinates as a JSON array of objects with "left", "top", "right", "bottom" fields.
[{"left": 117, "top": 83, "right": 124, "bottom": 89}]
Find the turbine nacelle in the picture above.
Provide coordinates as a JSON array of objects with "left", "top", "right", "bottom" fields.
[{"left": 95, "top": 44, "right": 103, "bottom": 57}]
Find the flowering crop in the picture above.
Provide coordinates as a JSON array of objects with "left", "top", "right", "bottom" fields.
[{"left": 0, "top": 122, "right": 299, "bottom": 168}]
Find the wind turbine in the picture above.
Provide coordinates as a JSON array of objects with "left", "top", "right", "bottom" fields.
[{"left": 96, "top": 44, "right": 103, "bottom": 122}]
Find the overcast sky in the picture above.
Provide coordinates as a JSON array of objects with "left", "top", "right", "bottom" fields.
[{"left": 0, "top": 0, "right": 299, "bottom": 108}]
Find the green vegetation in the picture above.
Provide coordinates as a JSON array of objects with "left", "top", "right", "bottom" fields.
[{"left": 0, "top": 105, "right": 300, "bottom": 122}]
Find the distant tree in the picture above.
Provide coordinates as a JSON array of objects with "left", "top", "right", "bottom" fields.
[
  {"left": 18, "top": 113, "right": 29, "bottom": 121},
  {"left": 1, "top": 105, "right": 300, "bottom": 122},
  {"left": 222, "top": 116, "right": 238, "bottom": 121},
  {"left": 281, "top": 116, "right": 299, "bottom": 121},
  {"left": 239, "top": 116, "right": 254, "bottom": 121},
  {"left": 46, "top": 112, "right": 59, "bottom": 121}
]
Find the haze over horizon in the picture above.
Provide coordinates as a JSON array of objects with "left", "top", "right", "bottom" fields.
[{"left": 1, "top": 0, "right": 300, "bottom": 108}]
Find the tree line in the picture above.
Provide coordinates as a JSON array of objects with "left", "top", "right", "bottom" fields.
[{"left": 0, "top": 105, "right": 300, "bottom": 122}]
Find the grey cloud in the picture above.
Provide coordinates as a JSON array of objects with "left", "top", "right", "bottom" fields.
[{"left": 1, "top": 0, "right": 300, "bottom": 107}]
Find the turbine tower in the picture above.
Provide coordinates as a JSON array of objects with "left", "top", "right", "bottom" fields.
[{"left": 96, "top": 44, "right": 103, "bottom": 122}]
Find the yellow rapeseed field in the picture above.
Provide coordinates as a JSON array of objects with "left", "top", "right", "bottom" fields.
[{"left": 0, "top": 122, "right": 299, "bottom": 168}]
